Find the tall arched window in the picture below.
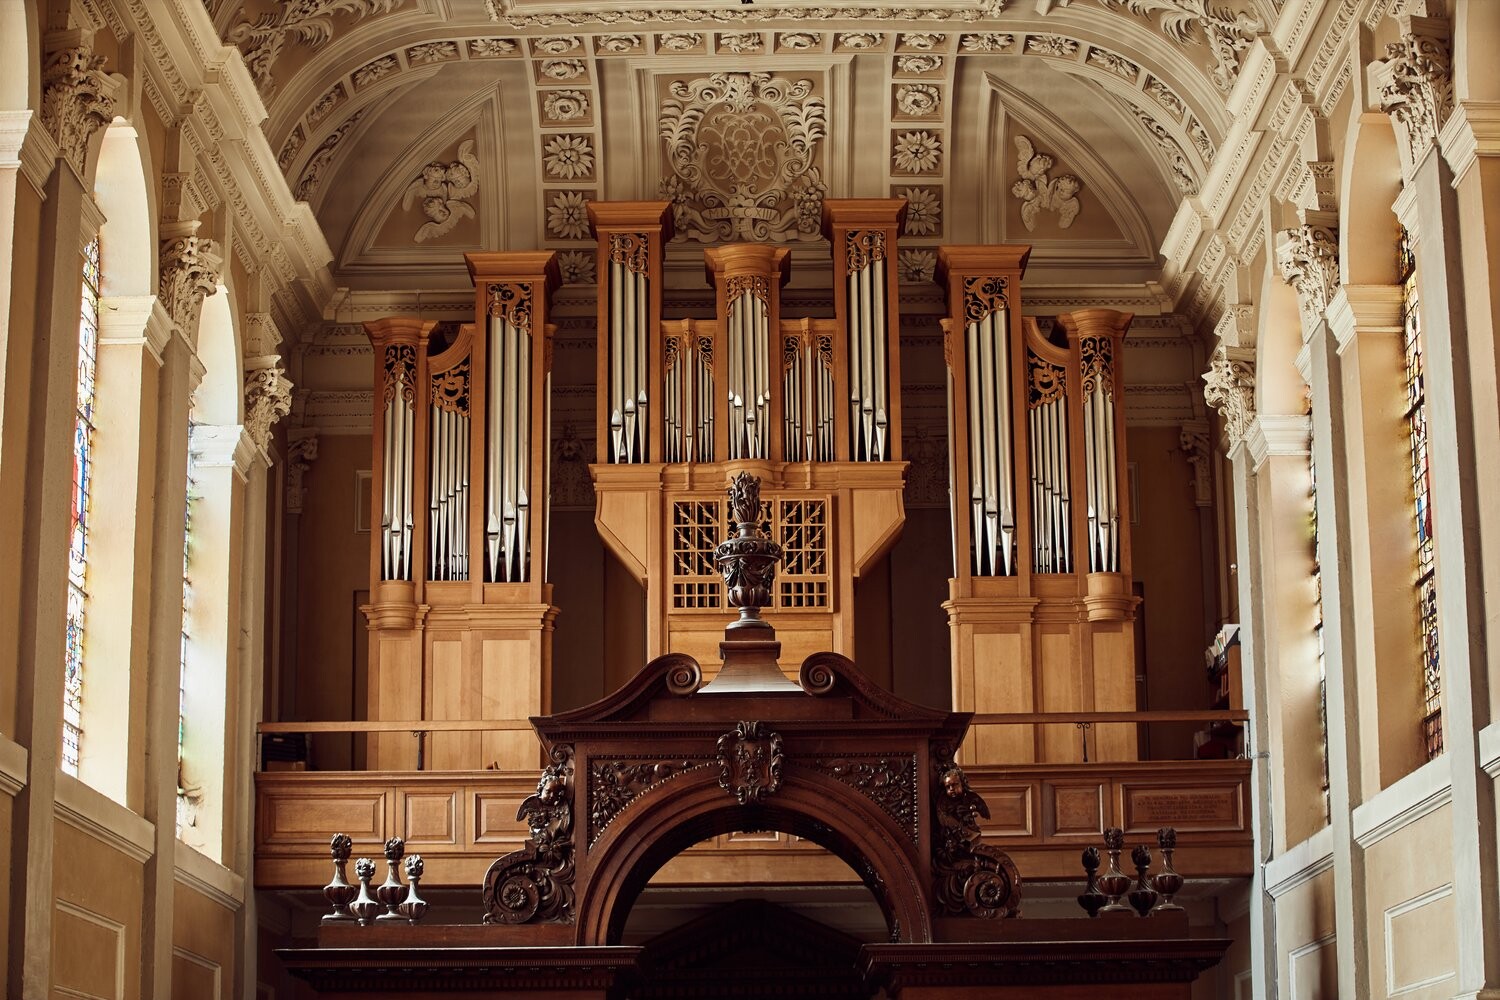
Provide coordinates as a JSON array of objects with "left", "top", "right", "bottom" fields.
[
  {"left": 63, "top": 236, "right": 102, "bottom": 775},
  {"left": 1398, "top": 226, "right": 1441, "bottom": 760},
  {"left": 1307, "top": 393, "right": 1329, "bottom": 821}
]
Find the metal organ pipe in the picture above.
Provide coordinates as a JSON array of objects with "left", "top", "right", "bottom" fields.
[
  {"left": 966, "top": 308, "right": 1014, "bottom": 576},
  {"left": 486, "top": 313, "right": 531, "bottom": 583},
  {"left": 608, "top": 248, "right": 651, "bottom": 464},
  {"left": 381, "top": 349, "right": 415, "bottom": 581}
]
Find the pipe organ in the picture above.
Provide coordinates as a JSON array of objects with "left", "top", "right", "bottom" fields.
[
  {"left": 590, "top": 200, "right": 910, "bottom": 674},
  {"left": 361, "top": 253, "right": 561, "bottom": 771},
  {"left": 937, "top": 247, "right": 1139, "bottom": 763}
]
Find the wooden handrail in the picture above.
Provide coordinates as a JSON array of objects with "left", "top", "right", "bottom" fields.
[{"left": 258, "top": 710, "right": 1247, "bottom": 735}]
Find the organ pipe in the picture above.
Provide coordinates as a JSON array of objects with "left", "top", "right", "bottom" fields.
[
  {"left": 1025, "top": 324, "right": 1071, "bottom": 574},
  {"left": 705, "top": 244, "right": 790, "bottom": 463},
  {"left": 428, "top": 331, "right": 472, "bottom": 581},
  {"left": 379, "top": 342, "right": 417, "bottom": 580}
]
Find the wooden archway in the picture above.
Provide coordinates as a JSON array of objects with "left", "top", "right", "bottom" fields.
[{"left": 478, "top": 641, "right": 1022, "bottom": 946}]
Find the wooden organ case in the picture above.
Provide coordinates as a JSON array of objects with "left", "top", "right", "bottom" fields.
[
  {"left": 362, "top": 253, "right": 561, "bottom": 771},
  {"left": 590, "top": 200, "right": 910, "bottom": 675},
  {"left": 937, "top": 247, "right": 1139, "bottom": 763}
]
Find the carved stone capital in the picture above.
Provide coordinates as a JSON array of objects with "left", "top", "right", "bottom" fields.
[
  {"left": 159, "top": 235, "right": 224, "bottom": 336},
  {"left": 39, "top": 41, "right": 121, "bottom": 178},
  {"left": 1376, "top": 14, "right": 1454, "bottom": 169},
  {"left": 245, "top": 359, "right": 293, "bottom": 456},
  {"left": 1275, "top": 222, "right": 1340, "bottom": 332},
  {"left": 1202, "top": 346, "right": 1256, "bottom": 448},
  {"left": 1178, "top": 422, "right": 1213, "bottom": 508}
]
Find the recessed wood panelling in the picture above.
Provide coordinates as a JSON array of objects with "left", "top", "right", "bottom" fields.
[
  {"left": 259, "top": 789, "right": 387, "bottom": 848},
  {"left": 1050, "top": 782, "right": 1105, "bottom": 836},
  {"left": 1120, "top": 780, "right": 1244, "bottom": 833},
  {"left": 402, "top": 788, "right": 462, "bottom": 846}
]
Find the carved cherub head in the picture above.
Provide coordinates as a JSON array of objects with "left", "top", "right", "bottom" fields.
[{"left": 940, "top": 765, "right": 967, "bottom": 799}]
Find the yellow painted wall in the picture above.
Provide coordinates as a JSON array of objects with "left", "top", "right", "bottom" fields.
[{"left": 50, "top": 823, "right": 146, "bottom": 1000}]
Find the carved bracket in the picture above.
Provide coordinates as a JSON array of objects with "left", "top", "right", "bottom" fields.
[
  {"left": 931, "top": 753, "right": 1021, "bottom": 919},
  {"left": 482, "top": 745, "right": 576, "bottom": 924}
]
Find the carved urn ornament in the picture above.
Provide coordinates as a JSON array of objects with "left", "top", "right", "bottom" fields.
[
  {"left": 321, "top": 833, "right": 357, "bottom": 923},
  {"left": 715, "top": 472, "right": 783, "bottom": 630}
]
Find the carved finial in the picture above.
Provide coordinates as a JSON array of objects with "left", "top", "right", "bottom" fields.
[
  {"left": 1103, "top": 827, "right": 1125, "bottom": 851},
  {"left": 715, "top": 472, "right": 783, "bottom": 630},
  {"left": 330, "top": 832, "right": 353, "bottom": 861},
  {"left": 404, "top": 854, "right": 424, "bottom": 880},
  {"left": 384, "top": 836, "right": 406, "bottom": 862},
  {"left": 354, "top": 857, "right": 376, "bottom": 881},
  {"left": 1157, "top": 827, "right": 1177, "bottom": 850}
]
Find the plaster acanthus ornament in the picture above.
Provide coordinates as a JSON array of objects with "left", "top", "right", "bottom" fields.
[
  {"left": 1024, "top": 34, "right": 1078, "bottom": 57},
  {"left": 900, "top": 186, "right": 942, "bottom": 236},
  {"left": 1202, "top": 346, "right": 1255, "bottom": 446},
  {"left": 543, "top": 134, "right": 594, "bottom": 180},
  {"left": 307, "top": 85, "right": 345, "bottom": 124},
  {"left": 546, "top": 191, "right": 591, "bottom": 239},
  {"left": 556, "top": 250, "right": 596, "bottom": 285},
  {"left": 1145, "top": 77, "right": 1186, "bottom": 116},
  {"left": 779, "top": 32, "right": 821, "bottom": 50},
  {"left": 893, "top": 131, "right": 942, "bottom": 174},
  {"left": 534, "top": 35, "right": 582, "bottom": 54},
  {"left": 470, "top": 37, "right": 518, "bottom": 56},
  {"left": 1129, "top": 105, "right": 1198, "bottom": 194},
  {"left": 596, "top": 35, "right": 641, "bottom": 52},
  {"left": 1375, "top": 16, "right": 1453, "bottom": 167},
  {"left": 402, "top": 139, "right": 480, "bottom": 243},
  {"left": 278, "top": 128, "right": 306, "bottom": 170},
  {"left": 898, "top": 248, "right": 937, "bottom": 283},
  {"left": 245, "top": 361, "right": 294, "bottom": 454},
  {"left": 1087, "top": 48, "right": 1139, "bottom": 79},
  {"left": 1096, "top": 0, "right": 1261, "bottom": 94},
  {"left": 539, "top": 58, "right": 587, "bottom": 79},
  {"left": 1011, "top": 136, "right": 1082, "bottom": 231},
  {"left": 296, "top": 111, "right": 365, "bottom": 201},
  {"left": 1178, "top": 424, "right": 1212, "bottom": 507},
  {"left": 407, "top": 40, "right": 459, "bottom": 63},
  {"left": 353, "top": 55, "right": 398, "bottom": 88},
  {"left": 502, "top": 5, "right": 1004, "bottom": 27},
  {"left": 836, "top": 32, "right": 883, "bottom": 49},
  {"left": 899, "top": 32, "right": 945, "bottom": 50},
  {"left": 960, "top": 33, "right": 1013, "bottom": 51},
  {"left": 896, "top": 54, "right": 943, "bottom": 74},
  {"left": 542, "top": 90, "right": 590, "bottom": 123},
  {"left": 40, "top": 45, "right": 123, "bottom": 178},
  {"left": 895, "top": 83, "right": 942, "bottom": 117},
  {"left": 657, "top": 72, "right": 827, "bottom": 243},
  {"left": 1275, "top": 223, "right": 1339, "bottom": 330},
  {"left": 228, "top": 0, "right": 405, "bottom": 96},
  {"left": 659, "top": 32, "right": 701, "bottom": 51},
  {"left": 159, "top": 235, "right": 223, "bottom": 335},
  {"left": 285, "top": 431, "right": 319, "bottom": 514},
  {"left": 718, "top": 32, "right": 764, "bottom": 52}
]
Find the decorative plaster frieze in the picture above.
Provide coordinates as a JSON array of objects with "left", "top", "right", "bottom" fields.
[
  {"left": 1096, "top": 0, "right": 1261, "bottom": 94},
  {"left": 244, "top": 360, "right": 294, "bottom": 457},
  {"left": 402, "top": 139, "right": 480, "bottom": 242},
  {"left": 160, "top": 234, "right": 224, "bottom": 336},
  {"left": 1275, "top": 219, "right": 1339, "bottom": 332},
  {"left": 227, "top": 0, "right": 406, "bottom": 96},
  {"left": 1202, "top": 345, "right": 1255, "bottom": 447},
  {"left": 496, "top": 2, "right": 1009, "bottom": 27},
  {"left": 1011, "top": 136, "right": 1081, "bottom": 231},
  {"left": 39, "top": 40, "right": 123, "bottom": 179},
  {"left": 1374, "top": 12, "right": 1453, "bottom": 170}
]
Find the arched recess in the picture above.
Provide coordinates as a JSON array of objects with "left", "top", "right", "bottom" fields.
[
  {"left": 1339, "top": 114, "right": 1402, "bottom": 286},
  {"left": 74, "top": 116, "right": 158, "bottom": 805},
  {"left": 576, "top": 767, "right": 932, "bottom": 947},
  {"left": 1454, "top": 0, "right": 1500, "bottom": 102},
  {"left": 0, "top": 0, "right": 39, "bottom": 112}
]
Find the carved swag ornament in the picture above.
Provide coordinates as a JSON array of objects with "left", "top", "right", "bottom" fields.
[
  {"left": 717, "top": 721, "right": 784, "bottom": 805},
  {"left": 931, "top": 752, "right": 1022, "bottom": 918},
  {"left": 482, "top": 745, "right": 576, "bottom": 924}
]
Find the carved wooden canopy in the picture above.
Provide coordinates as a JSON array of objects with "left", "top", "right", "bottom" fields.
[{"left": 478, "top": 625, "right": 1022, "bottom": 946}]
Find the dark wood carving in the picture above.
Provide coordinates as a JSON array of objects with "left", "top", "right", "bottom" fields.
[
  {"left": 716, "top": 721, "right": 784, "bottom": 805},
  {"left": 588, "top": 758, "right": 704, "bottom": 844},
  {"left": 806, "top": 755, "right": 918, "bottom": 842},
  {"left": 482, "top": 744, "right": 576, "bottom": 924},
  {"left": 931, "top": 749, "right": 1022, "bottom": 919}
]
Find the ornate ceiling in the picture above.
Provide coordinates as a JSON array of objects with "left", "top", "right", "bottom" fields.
[{"left": 202, "top": 0, "right": 1282, "bottom": 296}]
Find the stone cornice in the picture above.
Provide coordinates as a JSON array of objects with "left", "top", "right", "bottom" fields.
[
  {"left": 1439, "top": 99, "right": 1500, "bottom": 187},
  {"left": 0, "top": 110, "right": 59, "bottom": 194},
  {"left": 1325, "top": 284, "right": 1403, "bottom": 353},
  {"left": 1245, "top": 413, "right": 1311, "bottom": 471},
  {"left": 189, "top": 422, "right": 256, "bottom": 478},
  {"left": 97, "top": 295, "right": 175, "bottom": 366}
]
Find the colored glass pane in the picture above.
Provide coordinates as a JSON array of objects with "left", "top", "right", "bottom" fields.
[{"left": 63, "top": 238, "right": 101, "bottom": 776}]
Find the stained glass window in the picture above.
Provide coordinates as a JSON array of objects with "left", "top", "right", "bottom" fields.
[
  {"left": 1307, "top": 392, "right": 1330, "bottom": 820},
  {"left": 64, "top": 237, "right": 101, "bottom": 776},
  {"left": 176, "top": 459, "right": 196, "bottom": 836},
  {"left": 1399, "top": 227, "right": 1442, "bottom": 761}
]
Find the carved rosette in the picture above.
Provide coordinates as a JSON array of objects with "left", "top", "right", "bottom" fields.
[
  {"left": 1275, "top": 224, "right": 1340, "bottom": 331},
  {"left": 715, "top": 472, "right": 783, "bottom": 624},
  {"left": 1027, "top": 350, "right": 1066, "bottom": 408},
  {"left": 482, "top": 745, "right": 576, "bottom": 924},
  {"left": 1080, "top": 336, "right": 1114, "bottom": 398},
  {"left": 716, "top": 721, "right": 784, "bottom": 805},
  {"left": 962, "top": 276, "right": 1008, "bottom": 325},
  {"left": 1202, "top": 347, "right": 1256, "bottom": 447},
  {"left": 1377, "top": 18, "right": 1453, "bottom": 167},
  {"left": 845, "top": 230, "right": 887, "bottom": 274},
  {"left": 158, "top": 236, "right": 224, "bottom": 336},
  {"left": 40, "top": 45, "right": 122, "bottom": 178},
  {"left": 431, "top": 358, "right": 471, "bottom": 417},
  {"left": 487, "top": 281, "right": 534, "bottom": 332},
  {"left": 245, "top": 363, "right": 293, "bottom": 454},
  {"left": 609, "top": 233, "right": 650, "bottom": 274},
  {"left": 931, "top": 756, "right": 1021, "bottom": 919}
]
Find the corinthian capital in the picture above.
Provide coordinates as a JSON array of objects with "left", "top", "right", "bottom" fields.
[
  {"left": 244, "top": 360, "right": 293, "bottom": 456},
  {"left": 1275, "top": 222, "right": 1340, "bottom": 332},
  {"left": 1375, "top": 14, "right": 1454, "bottom": 169},
  {"left": 1202, "top": 346, "right": 1256, "bottom": 448},
  {"left": 159, "top": 235, "right": 223, "bottom": 336},
  {"left": 40, "top": 42, "right": 123, "bottom": 178}
]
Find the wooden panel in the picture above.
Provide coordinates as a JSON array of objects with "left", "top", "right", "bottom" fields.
[
  {"left": 473, "top": 788, "right": 530, "bottom": 846},
  {"left": 482, "top": 637, "right": 538, "bottom": 770},
  {"left": 259, "top": 789, "right": 386, "bottom": 849},
  {"left": 1038, "top": 626, "right": 1080, "bottom": 762},
  {"left": 52, "top": 900, "right": 125, "bottom": 1000},
  {"left": 373, "top": 637, "right": 421, "bottom": 768},
  {"left": 972, "top": 630, "right": 1032, "bottom": 763},
  {"left": 1091, "top": 625, "right": 1136, "bottom": 761},
  {"left": 1119, "top": 781, "right": 1244, "bottom": 833},
  {"left": 977, "top": 782, "right": 1034, "bottom": 837},
  {"left": 171, "top": 948, "right": 222, "bottom": 1000},
  {"left": 1049, "top": 782, "right": 1105, "bottom": 837},
  {"left": 428, "top": 637, "right": 475, "bottom": 769},
  {"left": 402, "top": 788, "right": 461, "bottom": 847}
]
